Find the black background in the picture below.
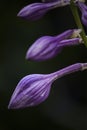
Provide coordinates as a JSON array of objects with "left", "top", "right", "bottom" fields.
[{"left": 0, "top": 0, "right": 87, "bottom": 130}]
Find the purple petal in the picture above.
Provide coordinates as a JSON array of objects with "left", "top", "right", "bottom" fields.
[
  {"left": 8, "top": 74, "right": 53, "bottom": 109},
  {"left": 58, "top": 38, "right": 81, "bottom": 47},
  {"left": 82, "top": 16, "right": 87, "bottom": 26},
  {"left": 17, "top": 1, "right": 70, "bottom": 21},
  {"left": 8, "top": 63, "right": 87, "bottom": 109},
  {"left": 77, "top": 2, "right": 87, "bottom": 26},
  {"left": 50, "top": 63, "right": 87, "bottom": 78},
  {"left": 26, "top": 36, "right": 62, "bottom": 61},
  {"left": 17, "top": 3, "right": 50, "bottom": 21},
  {"left": 26, "top": 29, "right": 82, "bottom": 61}
]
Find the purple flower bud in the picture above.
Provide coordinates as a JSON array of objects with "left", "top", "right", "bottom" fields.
[
  {"left": 17, "top": 1, "right": 70, "bottom": 21},
  {"left": 8, "top": 74, "right": 53, "bottom": 109},
  {"left": 77, "top": 2, "right": 87, "bottom": 26},
  {"left": 26, "top": 29, "right": 82, "bottom": 61},
  {"left": 8, "top": 63, "right": 87, "bottom": 109}
]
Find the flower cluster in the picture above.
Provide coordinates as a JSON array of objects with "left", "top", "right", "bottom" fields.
[{"left": 8, "top": 0, "right": 87, "bottom": 109}]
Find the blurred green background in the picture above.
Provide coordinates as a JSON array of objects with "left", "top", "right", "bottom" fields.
[{"left": 0, "top": 0, "right": 87, "bottom": 130}]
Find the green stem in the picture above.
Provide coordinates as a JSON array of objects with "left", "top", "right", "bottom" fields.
[{"left": 70, "top": 0, "right": 87, "bottom": 47}]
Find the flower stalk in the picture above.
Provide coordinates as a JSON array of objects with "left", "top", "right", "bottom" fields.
[
  {"left": 70, "top": 0, "right": 87, "bottom": 47},
  {"left": 8, "top": 0, "right": 87, "bottom": 109}
]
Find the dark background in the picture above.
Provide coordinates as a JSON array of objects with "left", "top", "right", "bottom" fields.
[{"left": 0, "top": 0, "right": 87, "bottom": 130}]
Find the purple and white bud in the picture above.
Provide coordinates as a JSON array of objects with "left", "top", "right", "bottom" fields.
[
  {"left": 8, "top": 63, "right": 87, "bottom": 109},
  {"left": 26, "top": 29, "right": 82, "bottom": 61},
  {"left": 17, "top": 1, "right": 70, "bottom": 21}
]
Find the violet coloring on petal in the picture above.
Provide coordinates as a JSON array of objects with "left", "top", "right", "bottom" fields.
[
  {"left": 77, "top": 2, "right": 87, "bottom": 26},
  {"left": 26, "top": 29, "right": 82, "bottom": 61},
  {"left": 17, "top": 1, "right": 70, "bottom": 21},
  {"left": 8, "top": 63, "right": 87, "bottom": 109}
]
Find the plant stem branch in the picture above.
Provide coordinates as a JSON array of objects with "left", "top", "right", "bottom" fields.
[{"left": 70, "top": 0, "right": 87, "bottom": 47}]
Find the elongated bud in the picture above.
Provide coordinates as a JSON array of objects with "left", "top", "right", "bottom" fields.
[
  {"left": 26, "top": 29, "right": 82, "bottom": 61},
  {"left": 17, "top": 1, "right": 70, "bottom": 21},
  {"left": 8, "top": 63, "right": 87, "bottom": 109}
]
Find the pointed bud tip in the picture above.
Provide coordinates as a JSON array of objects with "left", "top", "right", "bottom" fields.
[
  {"left": 8, "top": 104, "right": 10, "bottom": 109},
  {"left": 17, "top": 12, "right": 20, "bottom": 17},
  {"left": 8, "top": 101, "right": 15, "bottom": 109},
  {"left": 17, "top": 8, "right": 27, "bottom": 18},
  {"left": 8, "top": 101, "right": 21, "bottom": 109},
  {"left": 25, "top": 53, "right": 31, "bottom": 61},
  {"left": 17, "top": 11, "right": 23, "bottom": 17},
  {"left": 8, "top": 103, "right": 13, "bottom": 109}
]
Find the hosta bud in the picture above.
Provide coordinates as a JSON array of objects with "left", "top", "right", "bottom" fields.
[
  {"left": 26, "top": 29, "right": 82, "bottom": 61},
  {"left": 17, "top": 1, "right": 70, "bottom": 21},
  {"left": 8, "top": 63, "right": 87, "bottom": 109}
]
